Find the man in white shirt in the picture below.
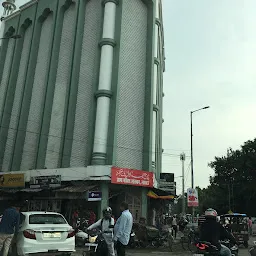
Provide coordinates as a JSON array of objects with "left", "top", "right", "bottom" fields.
[
  {"left": 114, "top": 202, "right": 133, "bottom": 256},
  {"left": 87, "top": 207, "right": 115, "bottom": 256}
]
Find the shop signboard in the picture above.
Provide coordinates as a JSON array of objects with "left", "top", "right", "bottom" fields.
[
  {"left": 111, "top": 167, "right": 154, "bottom": 188},
  {"left": 87, "top": 191, "right": 102, "bottom": 202},
  {"left": 0, "top": 173, "right": 25, "bottom": 188},
  {"left": 187, "top": 188, "right": 199, "bottom": 207},
  {"left": 30, "top": 175, "right": 61, "bottom": 189}
]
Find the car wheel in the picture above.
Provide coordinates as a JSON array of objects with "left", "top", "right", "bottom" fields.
[{"left": 244, "top": 241, "right": 249, "bottom": 248}]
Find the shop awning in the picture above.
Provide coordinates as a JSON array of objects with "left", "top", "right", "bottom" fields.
[
  {"left": 147, "top": 190, "right": 175, "bottom": 200},
  {"left": 0, "top": 188, "right": 42, "bottom": 193},
  {"left": 55, "top": 184, "right": 97, "bottom": 193}
]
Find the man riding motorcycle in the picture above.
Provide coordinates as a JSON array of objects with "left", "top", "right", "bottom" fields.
[
  {"left": 87, "top": 207, "right": 115, "bottom": 256},
  {"left": 199, "top": 208, "right": 237, "bottom": 256}
]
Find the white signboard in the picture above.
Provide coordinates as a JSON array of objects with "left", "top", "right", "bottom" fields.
[{"left": 187, "top": 188, "right": 199, "bottom": 207}]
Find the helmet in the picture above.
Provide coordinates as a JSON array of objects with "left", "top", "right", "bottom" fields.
[
  {"left": 205, "top": 208, "right": 218, "bottom": 219},
  {"left": 103, "top": 207, "right": 112, "bottom": 215}
]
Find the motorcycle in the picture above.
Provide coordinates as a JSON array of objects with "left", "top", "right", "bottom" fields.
[
  {"left": 75, "top": 218, "right": 90, "bottom": 247},
  {"left": 128, "top": 231, "right": 136, "bottom": 248},
  {"left": 194, "top": 241, "right": 238, "bottom": 256},
  {"left": 249, "top": 241, "right": 256, "bottom": 256},
  {"left": 83, "top": 225, "right": 114, "bottom": 256},
  {"left": 83, "top": 229, "right": 108, "bottom": 256},
  {"left": 75, "top": 228, "right": 89, "bottom": 247}
]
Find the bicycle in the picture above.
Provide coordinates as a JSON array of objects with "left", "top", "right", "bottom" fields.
[{"left": 187, "top": 228, "right": 200, "bottom": 253}]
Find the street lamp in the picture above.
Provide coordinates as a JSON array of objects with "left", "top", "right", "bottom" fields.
[{"left": 190, "top": 106, "right": 209, "bottom": 220}]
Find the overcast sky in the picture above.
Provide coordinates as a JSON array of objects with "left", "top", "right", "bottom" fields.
[{"left": 8, "top": 0, "right": 256, "bottom": 193}]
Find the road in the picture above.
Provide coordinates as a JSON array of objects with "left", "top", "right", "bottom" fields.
[{"left": 75, "top": 244, "right": 251, "bottom": 256}]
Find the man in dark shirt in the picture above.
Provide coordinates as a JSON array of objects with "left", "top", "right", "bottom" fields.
[
  {"left": 198, "top": 206, "right": 207, "bottom": 229},
  {"left": 0, "top": 203, "right": 20, "bottom": 256},
  {"left": 200, "top": 208, "right": 236, "bottom": 256}
]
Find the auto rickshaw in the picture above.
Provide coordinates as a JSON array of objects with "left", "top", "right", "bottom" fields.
[{"left": 220, "top": 213, "right": 249, "bottom": 248}]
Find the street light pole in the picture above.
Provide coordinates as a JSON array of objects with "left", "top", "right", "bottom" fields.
[
  {"left": 190, "top": 112, "right": 194, "bottom": 189},
  {"left": 180, "top": 153, "right": 186, "bottom": 215},
  {"left": 190, "top": 106, "right": 210, "bottom": 221}
]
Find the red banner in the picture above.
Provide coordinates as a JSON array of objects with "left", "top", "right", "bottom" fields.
[{"left": 111, "top": 167, "right": 154, "bottom": 188}]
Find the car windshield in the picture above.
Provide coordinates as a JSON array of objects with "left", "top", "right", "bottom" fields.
[{"left": 29, "top": 214, "right": 67, "bottom": 224}]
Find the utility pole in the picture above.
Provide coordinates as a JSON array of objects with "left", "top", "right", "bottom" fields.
[{"left": 180, "top": 153, "right": 186, "bottom": 215}]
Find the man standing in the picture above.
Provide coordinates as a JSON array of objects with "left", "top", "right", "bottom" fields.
[
  {"left": 248, "top": 217, "right": 253, "bottom": 236},
  {"left": 114, "top": 202, "right": 133, "bottom": 256},
  {"left": 0, "top": 202, "right": 20, "bottom": 256}
]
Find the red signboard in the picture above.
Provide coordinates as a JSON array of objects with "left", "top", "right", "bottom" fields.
[{"left": 111, "top": 167, "right": 154, "bottom": 188}]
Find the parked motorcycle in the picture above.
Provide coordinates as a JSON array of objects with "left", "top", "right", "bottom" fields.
[
  {"left": 128, "top": 231, "right": 136, "bottom": 248},
  {"left": 249, "top": 241, "right": 256, "bottom": 256}
]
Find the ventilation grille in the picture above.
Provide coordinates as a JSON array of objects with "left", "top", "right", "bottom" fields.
[
  {"left": 115, "top": 0, "right": 148, "bottom": 170},
  {"left": 70, "top": 0, "right": 102, "bottom": 167},
  {"left": 2, "top": 26, "right": 33, "bottom": 172},
  {"left": 45, "top": 4, "right": 76, "bottom": 169},
  {"left": 21, "top": 14, "right": 53, "bottom": 170}
]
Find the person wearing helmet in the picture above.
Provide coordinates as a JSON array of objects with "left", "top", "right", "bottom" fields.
[
  {"left": 87, "top": 207, "right": 115, "bottom": 256},
  {"left": 199, "top": 208, "right": 236, "bottom": 256}
]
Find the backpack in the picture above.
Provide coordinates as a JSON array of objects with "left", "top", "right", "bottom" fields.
[{"left": 100, "top": 218, "right": 113, "bottom": 231}]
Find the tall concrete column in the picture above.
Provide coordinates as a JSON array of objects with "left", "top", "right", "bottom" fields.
[
  {"left": 152, "top": 0, "right": 160, "bottom": 170},
  {"left": 141, "top": 188, "right": 148, "bottom": 219},
  {"left": 98, "top": 182, "right": 109, "bottom": 218},
  {"left": 92, "top": 0, "right": 117, "bottom": 165}
]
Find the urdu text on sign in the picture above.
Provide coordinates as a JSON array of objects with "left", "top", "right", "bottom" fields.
[{"left": 111, "top": 167, "right": 154, "bottom": 188}]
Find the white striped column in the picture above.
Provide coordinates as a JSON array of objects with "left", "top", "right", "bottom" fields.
[
  {"left": 152, "top": 0, "right": 160, "bottom": 170},
  {"left": 92, "top": 0, "right": 117, "bottom": 165}
]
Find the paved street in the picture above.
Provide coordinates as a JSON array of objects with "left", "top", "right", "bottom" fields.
[{"left": 74, "top": 237, "right": 256, "bottom": 256}]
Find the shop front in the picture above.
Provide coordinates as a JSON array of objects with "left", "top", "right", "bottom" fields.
[
  {"left": 147, "top": 189, "right": 175, "bottom": 226},
  {"left": 109, "top": 167, "right": 154, "bottom": 223},
  {"left": 0, "top": 172, "right": 25, "bottom": 212}
]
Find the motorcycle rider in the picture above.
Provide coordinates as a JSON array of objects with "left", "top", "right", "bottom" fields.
[
  {"left": 199, "top": 208, "right": 237, "bottom": 256},
  {"left": 87, "top": 207, "right": 115, "bottom": 256}
]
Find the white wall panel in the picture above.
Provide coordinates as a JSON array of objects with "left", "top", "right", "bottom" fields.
[
  {"left": 70, "top": 0, "right": 102, "bottom": 167},
  {"left": 115, "top": 0, "right": 148, "bottom": 170},
  {"left": 2, "top": 26, "right": 33, "bottom": 172},
  {"left": 21, "top": 14, "right": 53, "bottom": 170},
  {"left": 45, "top": 5, "right": 76, "bottom": 168}
]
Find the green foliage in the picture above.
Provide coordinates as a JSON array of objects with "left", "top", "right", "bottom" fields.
[{"left": 198, "top": 138, "right": 256, "bottom": 216}]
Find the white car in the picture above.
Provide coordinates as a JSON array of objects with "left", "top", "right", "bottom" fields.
[{"left": 16, "top": 211, "right": 75, "bottom": 256}]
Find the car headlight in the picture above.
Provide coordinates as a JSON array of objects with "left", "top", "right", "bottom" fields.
[{"left": 89, "top": 236, "right": 97, "bottom": 243}]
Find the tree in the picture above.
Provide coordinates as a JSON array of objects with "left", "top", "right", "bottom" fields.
[{"left": 200, "top": 138, "right": 256, "bottom": 215}]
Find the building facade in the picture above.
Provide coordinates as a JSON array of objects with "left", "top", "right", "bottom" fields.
[{"left": 0, "top": 0, "right": 165, "bottom": 220}]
